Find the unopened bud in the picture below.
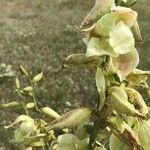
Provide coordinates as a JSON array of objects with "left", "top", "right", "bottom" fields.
[
  {"left": 1, "top": 101, "right": 20, "bottom": 109},
  {"left": 40, "top": 107, "right": 60, "bottom": 119}
]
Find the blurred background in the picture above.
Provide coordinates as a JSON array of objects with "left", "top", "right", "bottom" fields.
[{"left": 0, "top": 0, "right": 149, "bottom": 149}]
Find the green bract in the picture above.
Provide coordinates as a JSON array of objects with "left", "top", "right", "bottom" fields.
[
  {"left": 112, "top": 47, "right": 139, "bottom": 79},
  {"left": 138, "top": 120, "right": 150, "bottom": 150},
  {"left": 109, "top": 134, "right": 129, "bottom": 150},
  {"left": 109, "top": 21, "right": 134, "bottom": 54},
  {"left": 126, "top": 69, "right": 150, "bottom": 85},
  {"left": 86, "top": 37, "right": 118, "bottom": 57},
  {"left": 95, "top": 67, "right": 106, "bottom": 110},
  {"left": 95, "top": 12, "right": 119, "bottom": 36},
  {"left": 95, "top": 6, "right": 137, "bottom": 36},
  {"left": 14, "top": 121, "right": 36, "bottom": 143},
  {"left": 109, "top": 86, "right": 145, "bottom": 118},
  {"left": 55, "top": 134, "right": 88, "bottom": 150}
]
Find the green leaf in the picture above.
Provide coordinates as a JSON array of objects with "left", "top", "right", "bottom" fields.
[
  {"left": 109, "top": 134, "right": 129, "bottom": 150},
  {"left": 81, "top": 24, "right": 95, "bottom": 38},
  {"left": 109, "top": 21, "right": 135, "bottom": 54},
  {"left": 33, "top": 72, "right": 43, "bottom": 82},
  {"left": 95, "top": 67, "right": 106, "bottom": 110},
  {"left": 75, "top": 125, "right": 88, "bottom": 140},
  {"left": 131, "top": 21, "right": 143, "bottom": 43},
  {"left": 138, "top": 120, "right": 150, "bottom": 150},
  {"left": 95, "top": 12, "right": 119, "bottom": 36},
  {"left": 112, "top": 47, "right": 139, "bottom": 80},
  {"left": 45, "top": 108, "right": 92, "bottom": 131},
  {"left": 1, "top": 101, "right": 20, "bottom": 109},
  {"left": 63, "top": 53, "right": 101, "bottom": 69},
  {"left": 23, "top": 86, "right": 33, "bottom": 92},
  {"left": 14, "top": 121, "right": 36, "bottom": 143},
  {"left": 108, "top": 116, "right": 126, "bottom": 133},
  {"left": 26, "top": 103, "right": 35, "bottom": 109},
  {"left": 86, "top": 37, "right": 118, "bottom": 57},
  {"left": 19, "top": 64, "right": 29, "bottom": 76},
  {"left": 126, "top": 69, "right": 150, "bottom": 85},
  {"left": 15, "top": 77, "right": 20, "bottom": 89},
  {"left": 108, "top": 117, "right": 142, "bottom": 149},
  {"left": 58, "top": 134, "right": 79, "bottom": 144},
  {"left": 124, "top": 88, "right": 148, "bottom": 115}
]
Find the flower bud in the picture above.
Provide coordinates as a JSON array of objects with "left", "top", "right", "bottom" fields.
[
  {"left": 1, "top": 101, "right": 20, "bottom": 109},
  {"left": 40, "top": 107, "right": 60, "bottom": 119},
  {"left": 23, "top": 86, "right": 33, "bottom": 92},
  {"left": 63, "top": 54, "right": 100, "bottom": 69},
  {"left": 33, "top": 72, "right": 43, "bottom": 82}
]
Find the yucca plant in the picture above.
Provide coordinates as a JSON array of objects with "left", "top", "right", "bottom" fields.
[{"left": 2, "top": 0, "right": 150, "bottom": 150}]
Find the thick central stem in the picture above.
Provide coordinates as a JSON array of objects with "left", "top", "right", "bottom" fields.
[{"left": 88, "top": 105, "right": 109, "bottom": 150}]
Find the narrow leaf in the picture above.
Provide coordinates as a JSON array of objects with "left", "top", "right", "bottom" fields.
[
  {"left": 33, "top": 72, "right": 43, "bottom": 82},
  {"left": 63, "top": 53, "right": 100, "bottom": 69},
  {"left": 15, "top": 77, "right": 20, "bottom": 89},
  {"left": 138, "top": 120, "right": 150, "bottom": 150},
  {"left": 95, "top": 67, "right": 106, "bottom": 110},
  {"left": 19, "top": 64, "right": 29, "bottom": 76},
  {"left": 45, "top": 108, "right": 92, "bottom": 131},
  {"left": 131, "top": 21, "right": 143, "bottom": 43},
  {"left": 1, "top": 101, "right": 20, "bottom": 109}
]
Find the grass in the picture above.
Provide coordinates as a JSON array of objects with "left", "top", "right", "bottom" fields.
[{"left": 0, "top": 0, "right": 149, "bottom": 149}]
